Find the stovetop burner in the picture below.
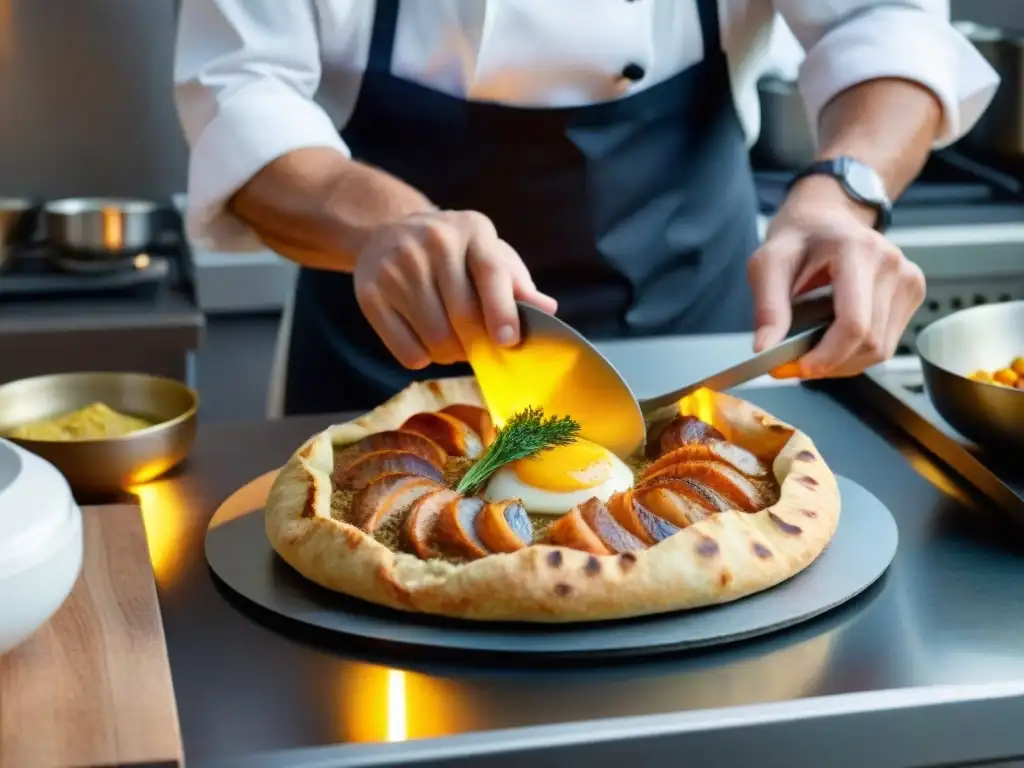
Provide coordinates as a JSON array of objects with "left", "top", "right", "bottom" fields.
[
  {"left": 0, "top": 207, "right": 194, "bottom": 302},
  {"left": 755, "top": 149, "right": 1024, "bottom": 228},
  {"left": 823, "top": 358, "right": 1024, "bottom": 525},
  {"left": 0, "top": 249, "right": 172, "bottom": 300}
]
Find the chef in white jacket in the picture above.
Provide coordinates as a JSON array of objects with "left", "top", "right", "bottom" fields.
[{"left": 174, "top": 0, "right": 997, "bottom": 417}]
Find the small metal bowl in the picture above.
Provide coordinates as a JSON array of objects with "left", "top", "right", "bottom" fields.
[
  {"left": 43, "top": 197, "right": 161, "bottom": 265},
  {"left": 0, "top": 372, "right": 198, "bottom": 493},
  {"left": 917, "top": 302, "right": 1024, "bottom": 450}
]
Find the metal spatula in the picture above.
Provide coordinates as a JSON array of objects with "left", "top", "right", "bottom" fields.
[{"left": 467, "top": 291, "right": 835, "bottom": 458}]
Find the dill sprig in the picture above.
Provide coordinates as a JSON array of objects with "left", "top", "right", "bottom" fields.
[{"left": 456, "top": 407, "right": 580, "bottom": 496}]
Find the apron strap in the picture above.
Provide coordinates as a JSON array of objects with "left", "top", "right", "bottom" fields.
[
  {"left": 696, "top": 0, "right": 723, "bottom": 54},
  {"left": 367, "top": 0, "right": 401, "bottom": 74}
]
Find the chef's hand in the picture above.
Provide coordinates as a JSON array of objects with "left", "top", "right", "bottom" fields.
[
  {"left": 354, "top": 210, "right": 558, "bottom": 369},
  {"left": 748, "top": 177, "right": 926, "bottom": 379}
]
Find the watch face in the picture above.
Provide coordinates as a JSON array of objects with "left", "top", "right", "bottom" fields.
[{"left": 845, "top": 160, "right": 889, "bottom": 205}]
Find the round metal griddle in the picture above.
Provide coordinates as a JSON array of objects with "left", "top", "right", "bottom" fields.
[{"left": 205, "top": 474, "right": 897, "bottom": 658}]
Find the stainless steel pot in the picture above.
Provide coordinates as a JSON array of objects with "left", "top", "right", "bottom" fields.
[
  {"left": 752, "top": 77, "right": 817, "bottom": 171},
  {"left": 956, "top": 23, "right": 1024, "bottom": 158},
  {"left": 0, "top": 198, "right": 35, "bottom": 273},
  {"left": 43, "top": 197, "right": 161, "bottom": 270},
  {"left": 916, "top": 301, "right": 1024, "bottom": 450}
]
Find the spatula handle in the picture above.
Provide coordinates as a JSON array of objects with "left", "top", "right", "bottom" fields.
[{"left": 790, "top": 288, "right": 835, "bottom": 335}]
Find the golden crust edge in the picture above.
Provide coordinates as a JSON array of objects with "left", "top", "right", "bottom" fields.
[{"left": 265, "top": 376, "right": 840, "bottom": 623}]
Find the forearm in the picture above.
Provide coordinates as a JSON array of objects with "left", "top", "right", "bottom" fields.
[
  {"left": 228, "top": 148, "right": 436, "bottom": 272},
  {"left": 787, "top": 78, "right": 943, "bottom": 222},
  {"left": 819, "top": 77, "right": 943, "bottom": 195}
]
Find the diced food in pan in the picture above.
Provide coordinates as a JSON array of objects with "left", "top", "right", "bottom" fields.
[{"left": 968, "top": 356, "right": 1024, "bottom": 389}]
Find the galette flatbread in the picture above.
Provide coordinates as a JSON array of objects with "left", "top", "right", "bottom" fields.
[{"left": 265, "top": 377, "right": 840, "bottom": 622}]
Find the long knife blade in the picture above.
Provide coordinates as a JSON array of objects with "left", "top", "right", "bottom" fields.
[{"left": 638, "top": 324, "right": 827, "bottom": 416}]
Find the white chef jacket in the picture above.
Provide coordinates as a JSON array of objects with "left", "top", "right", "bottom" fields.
[{"left": 174, "top": 0, "right": 998, "bottom": 252}]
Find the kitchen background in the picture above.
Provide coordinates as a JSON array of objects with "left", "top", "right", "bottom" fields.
[{"left": 1, "top": 0, "right": 1022, "bottom": 423}]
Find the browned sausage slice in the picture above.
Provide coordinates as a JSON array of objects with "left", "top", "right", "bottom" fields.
[
  {"left": 434, "top": 497, "right": 490, "bottom": 559},
  {"left": 639, "top": 460, "right": 776, "bottom": 511},
  {"left": 334, "top": 430, "right": 447, "bottom": 474},
  {"left": 649, "top": 414, "right": 725, "bottom": 458},
  {"left": 606, "top": 490, "right": 680, "bottom": 545},
  {"left": 402, "top": 412, "right": 484, "bottom": 458},
  {"left": 404, "top": 489, "right": 461, "bottom": 559},
  {"left": 440, "top": 404, "right": 497, "bottom": 447},
  {"left": 578, "top": 497, "right": 647, "bottom": 553},
  {"left": 643, "top": 442, "right": 768, "bottom": 480},
  {"left": 541, "top": 506, "right": 612, "bottom": 555},
  {"left": 349, "top": 475, "right": 445, "bottom": 533},
  {"left": 633, "top": 485, "right": 714, "bottom": 528},
  {"left": 335, "top": 450, "right": 444, "bottom": 491},
  {"left": 475, "top": 499, "right": 532, "bottom": 553}
]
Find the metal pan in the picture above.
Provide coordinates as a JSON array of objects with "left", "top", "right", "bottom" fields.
[
  {"left": 0, "top": 197, "right": 36, "bottom": 273},
  {"left": 916, "top": 302, "right": 1024, "bottom": 450},
  {"left": 43, "top": 197, "right": 162, "bottom": 272}
]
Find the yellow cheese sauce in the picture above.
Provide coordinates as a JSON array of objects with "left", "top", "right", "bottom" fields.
[{"left": 7, "top": 402, "right": 153, "bottom": 441}]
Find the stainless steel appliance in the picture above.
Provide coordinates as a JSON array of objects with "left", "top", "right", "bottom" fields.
[
  {"left": 0, "top": 199, "right": 35, "bottom": 274},
  {"left": 826, "top": 355, "right": 1024, "bottom": 522},
  {"left": 43, "top": 198, "right": 163, "bottom": 273},
  {"left": 0, "top": 203, "right": 192, "bottom": 302},
  {"left": 956, "top": 23, "right": 1024, "bottom": 158},
  {"left": 755, "top": 149, "right": 1024, "bottom": 356},
  {"left": 751, "top": 77, "right": 815, "bottom": 171}
]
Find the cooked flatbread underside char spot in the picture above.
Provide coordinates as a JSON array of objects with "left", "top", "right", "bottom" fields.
[{"left": 266, "top": 377, "right": 840, "bottom": 622}]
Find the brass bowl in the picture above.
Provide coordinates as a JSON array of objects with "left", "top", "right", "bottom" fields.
[{"left": 0, "top": 372, "right": 198, "bottom": 493}]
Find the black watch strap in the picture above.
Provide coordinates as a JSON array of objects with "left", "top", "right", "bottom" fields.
[{"left": 787, "top": 157, "right": 893, "bottom": 233}]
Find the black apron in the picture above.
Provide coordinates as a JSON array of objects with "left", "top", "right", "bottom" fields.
[{"left": 284, "top": 0, "right": 759, "bottom": 416}]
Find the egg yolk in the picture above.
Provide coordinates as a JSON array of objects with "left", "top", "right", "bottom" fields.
[{"left": 511, "top": 440, "right": 613, "bottom": 492}]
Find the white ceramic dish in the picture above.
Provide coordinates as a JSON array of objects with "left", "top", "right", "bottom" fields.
[{"left": 0, "top": 439, "right": 83, "bottom": 654}]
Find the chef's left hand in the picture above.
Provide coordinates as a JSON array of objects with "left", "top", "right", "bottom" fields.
[{"left": 747, "top": 176, "right": 926, "bottom": 379}]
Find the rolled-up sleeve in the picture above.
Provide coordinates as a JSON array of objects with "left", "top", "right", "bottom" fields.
[
  {"left": 773, "top": 0, "right": 999, "bottom": 148},
  {"left": 174, "top": 0, "right": 350, "bottom": 251}
]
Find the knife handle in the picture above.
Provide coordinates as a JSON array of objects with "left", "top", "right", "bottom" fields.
[{"left": 790, "top": 288, "right": 835, "bottom": 335}]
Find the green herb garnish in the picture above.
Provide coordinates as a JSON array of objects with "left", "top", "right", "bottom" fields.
[{"left": 456, "top": 407, "right": 581, "bottom": 496}]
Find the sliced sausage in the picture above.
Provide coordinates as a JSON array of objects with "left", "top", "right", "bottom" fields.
[
  {"left": 402, "top": 412, "right": 484, "bottom": 458},
  {"left": 440, "top": 404, "right": 497, "bottom": 447},
  {"left": 475, "top": 499, "right": 533, "bottom": 553},
  {"left": 434, "top": 497, "right": 490, "bottom": 560},
  {"left": 640, "top": 460, "right": 775, "bottom": 512},
  {"left": 577, "top": 497, "right": 647, "bottom": 553},
  {"left": 649, "top": 414, "right": 725, "bottom": 458},
  {"left": 541, "top": 506, "right": 612, "bottom": 555},
  {"left": 606, "top": 490, "right": 680, "bottom": 545},
  {"left": 633, "top": 485, "right": 713, "bottom": 529},
  {"left": 349, "top": 475, "right": 445, "bottom": 533},
  {"left": 335, "top": 450, "right": 444, "bottom": 491},
  {"left": 334, "top": 430, "right": 447, "bottom": 475},
  {"left": 404, "top": 489, "right": 461, "bottom": 559},
  {"left": 643, "top": 441, "right": 768, "bottom": 480}
]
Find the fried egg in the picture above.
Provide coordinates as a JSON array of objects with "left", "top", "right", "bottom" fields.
[{"left": 482, "top": 439, "right": 634, "bottom": 515}]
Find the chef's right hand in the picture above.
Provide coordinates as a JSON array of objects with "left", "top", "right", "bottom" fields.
[{"left": 353, "top": 210, "right": 558, "bottom": 369}]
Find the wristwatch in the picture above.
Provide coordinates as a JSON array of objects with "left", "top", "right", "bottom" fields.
[{"left": 787, "top": 156, "right": 893, "bottom": 233}]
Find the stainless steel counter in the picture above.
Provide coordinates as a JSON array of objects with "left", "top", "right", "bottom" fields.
[{"left": 120, "top": 332, "right": 1024, "bottom": 768}]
